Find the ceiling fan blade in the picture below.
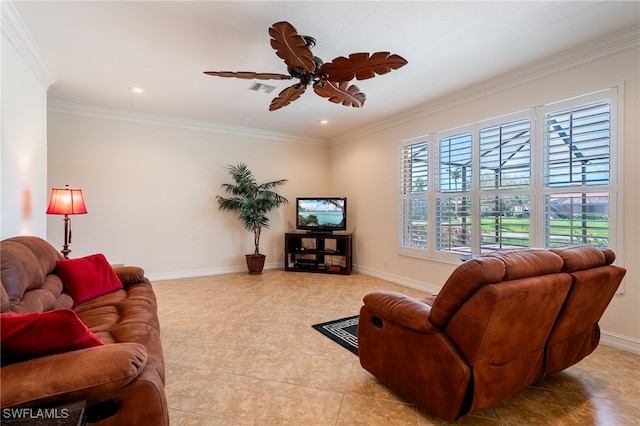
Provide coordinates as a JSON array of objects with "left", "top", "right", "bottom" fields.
[
  {"left": 269, "top": 84, "right": 306, "bottom": 111},
  {"left": 269, "top": 21, "right": 316, "bottom": 74},
  {"left": 318, "top": 52, "right": 408, "bottom": 82},
  {"left": 313, "top": 81, "right": 366, "bottom": 108},
  {"left": 203, "top": 71, "right": 292, "bottom": 80}
]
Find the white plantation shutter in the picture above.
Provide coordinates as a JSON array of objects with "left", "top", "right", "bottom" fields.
[
  {"left": 544, "top": 101, "right": 610, "bottom": 187},
  {"left": 543, "top": 95, "right": 613, "bottom": 248},
  {"left": 401, "top": 141, "right": 428, "bottom": 194},
  {"left": 480, "top": 119, "right": 531, "bottom": 190},
  {"left": 478, "top": 118, "right": 532, "bottom": 252},
  {"left": 436, "top": 132, "right": 472, "bottom": 254},
  {"left": 438, "top": 133, "right": 472, "bottom": 193},
  {"left": 544, "top": 193, "right": 610, "bottom": 247},
  {"left": 480, "top": 194, "right": 531, "bottom": 250},
  {"left": 436, "top": 196, "right": 471, "bottom": 254},
  {"left": 400, "top": 141, "right": 429, "bottom": 250}
]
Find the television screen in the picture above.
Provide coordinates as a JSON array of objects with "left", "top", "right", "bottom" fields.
[{"left": 296, "top": 198, "right": 347, "bottom": 232}]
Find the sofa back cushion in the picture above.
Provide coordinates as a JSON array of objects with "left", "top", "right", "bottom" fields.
[{"left": 1, "top": 237, "right": 73, "bottom": 313}]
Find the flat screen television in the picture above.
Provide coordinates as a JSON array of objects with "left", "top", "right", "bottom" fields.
[{"left": 296, "top": 197, "right": 347, "bottom": 232}]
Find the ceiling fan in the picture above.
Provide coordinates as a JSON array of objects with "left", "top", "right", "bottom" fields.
[{"left": 204, "top": 21, "right": 408, "bottom": 111}]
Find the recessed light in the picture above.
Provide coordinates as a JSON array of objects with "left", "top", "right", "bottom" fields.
[
  {"left": 319, "top": 120, "right": 328, "bottom": 125},
  {"left": 130, "top": 87, "right": 144, "bottom": 94}
]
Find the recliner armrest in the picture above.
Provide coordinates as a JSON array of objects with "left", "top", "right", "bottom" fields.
[
  {"left": 362, "top": 290, "right": 439, "bottom": 333},
  {"left": 1, "top": 343, "right": 147, "bottom": 408}
]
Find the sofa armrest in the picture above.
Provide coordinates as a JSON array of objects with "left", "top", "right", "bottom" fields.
[
  {"left": 112, "top": 266, "right": 146, "bottom": 286},
  {"left": 362, "top": 290, "right": 439, "bottom": 333},
  {"left": 1, "top": 343, "right": 147, "bottom": 408}
]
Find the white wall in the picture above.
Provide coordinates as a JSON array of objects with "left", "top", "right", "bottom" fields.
[
  {"left": 330, "top": 47, "right": 640, "bottom": 352},
  {"left": 0, "top": 3, "right": 53, "bottom": 239},
  {"left": 47, "top": 110, "right": 330, "bottom": 278}
]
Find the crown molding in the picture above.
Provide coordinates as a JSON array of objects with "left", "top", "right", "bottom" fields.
[
  {"left": 48, "top": 100, "right": 329, "bottom": 146},
  {"left": 1, "top": 0, "right": 57, "bottom": 88},
  {"left": 331, "top": 25, "right": 640, "bottom": 145}
]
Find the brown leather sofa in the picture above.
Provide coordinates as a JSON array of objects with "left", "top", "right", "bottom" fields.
[
  {"left": 358, "top": 246, "right": 625, "bottom": 421},
  {"left": 1, "top": 236, "right": 168, "bottom": 425}
]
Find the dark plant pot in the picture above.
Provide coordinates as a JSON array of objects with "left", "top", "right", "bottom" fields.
[{"left": 245, "top": 254, "right": 266, "bottom": 275}]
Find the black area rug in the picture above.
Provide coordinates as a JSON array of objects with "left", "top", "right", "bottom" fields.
[{"left": 312, "top": 315, "right": 359, "bottom": 355}]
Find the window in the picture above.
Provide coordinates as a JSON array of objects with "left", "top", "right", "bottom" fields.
[{"left": 399, "top": 87, "right": 620, "bottom": 260}]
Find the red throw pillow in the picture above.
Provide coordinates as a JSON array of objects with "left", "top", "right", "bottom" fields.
[
  {"left": 0, "top": 309, "right": 103, "bottom": 361},
  {"left": 55, "top": 253, "right": 123, "bottom": 304}
]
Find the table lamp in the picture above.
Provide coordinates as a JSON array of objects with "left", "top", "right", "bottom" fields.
[{"left": 46, "top": 185, "right": 88, "bottom": 258}]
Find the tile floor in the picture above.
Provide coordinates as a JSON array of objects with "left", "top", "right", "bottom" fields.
[{"left": 154, "top": 270, "right": 640, "bottom": 425}]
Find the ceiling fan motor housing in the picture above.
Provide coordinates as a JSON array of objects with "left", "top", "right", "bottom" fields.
[{"left": 303, "top": 35, "right": 316, "bottom": 48}]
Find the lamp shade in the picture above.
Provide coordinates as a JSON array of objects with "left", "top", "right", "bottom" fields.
[{"left": 46, "top": 186, "right": 88, "bottom": 215}]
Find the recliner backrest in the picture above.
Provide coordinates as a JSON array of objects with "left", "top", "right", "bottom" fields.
[
  {"left": 447, "top": 273, "right": 572, "bottom": 413},
  {"left": 429, "top": 249, "right": 564, "bottom": 328},
  {"left": 429, "top": 249, "right": 572, "bottom": 414},
  {"left": 544, "top": 245, "right": 626, "bottom": 375}
]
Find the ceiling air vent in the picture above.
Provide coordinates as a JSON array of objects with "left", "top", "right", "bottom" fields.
[{"left": 248, "top": 82, "right": 276, "bottom": 94}]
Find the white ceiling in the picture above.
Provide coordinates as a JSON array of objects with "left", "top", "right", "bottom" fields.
[{"left": 12, "top": 1, "right": 640, "bottom": 142}]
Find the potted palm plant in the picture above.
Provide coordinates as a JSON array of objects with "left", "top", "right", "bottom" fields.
[{"left": 217, "top": 163, "right": 288, "bottom": 274}]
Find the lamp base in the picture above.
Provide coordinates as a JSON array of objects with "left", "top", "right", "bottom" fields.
[
  {"left": 61, "top": 215, "right": 71, "bottom": 259},
  {"left": 61, "top": 247, "right": 71, "bottom": 259}
]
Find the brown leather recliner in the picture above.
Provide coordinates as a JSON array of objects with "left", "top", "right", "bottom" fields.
[{"left": 358, "top": 246, "right": 625, "bottom": 421}]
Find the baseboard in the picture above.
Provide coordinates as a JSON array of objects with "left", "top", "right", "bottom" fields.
[
  {"left": 600, "top": 330, "right": 640, "bottom": 355},
  {"left": 146, "top": 261, "right": 281, "bottom": 281},
  {"left": 354, "top": 265, "right": 442, "bottom": 296}
]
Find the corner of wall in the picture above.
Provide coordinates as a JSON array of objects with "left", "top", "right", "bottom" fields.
[{"left": 1, "top": 0, "right": 57, "bottom": 88}]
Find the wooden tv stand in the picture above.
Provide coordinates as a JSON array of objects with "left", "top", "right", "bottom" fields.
[{"left": 284, "top": 232, "right": 352, "bottom": 275}]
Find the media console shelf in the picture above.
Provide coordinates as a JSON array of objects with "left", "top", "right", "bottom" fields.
[{"left": 284, "top": 232, "right": 352, "bottom": 275}]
